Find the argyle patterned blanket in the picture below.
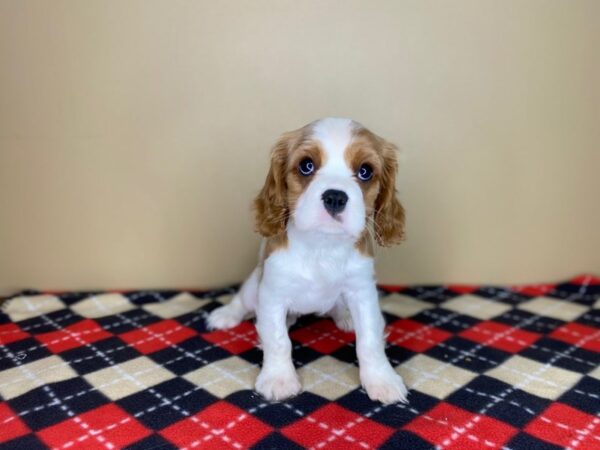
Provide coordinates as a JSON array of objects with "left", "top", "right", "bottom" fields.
[{"left": 0, "top": 275, "right": 598, "bottom": 450}]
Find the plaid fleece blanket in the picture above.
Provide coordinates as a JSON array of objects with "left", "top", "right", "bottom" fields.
[{"left": 0, "top": 275, "right": 598, "bottom": 449}]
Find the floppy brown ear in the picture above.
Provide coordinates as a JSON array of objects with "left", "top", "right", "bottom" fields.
[
  {"left": 253, "top": 133, "right": 292, "bottom": 237},
  {"left": 374, "top": 140, "right": 405, "bottom": 247}
]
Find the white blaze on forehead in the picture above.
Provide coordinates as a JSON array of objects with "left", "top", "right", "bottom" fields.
[
  {"left": 293, "top": 117, "right": 367, "bottom": 237},
  {"left": 311, "top": 118, "right": 356, "bottom": 173}
]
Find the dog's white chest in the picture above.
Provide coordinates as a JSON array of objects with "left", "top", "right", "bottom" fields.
[{"left": 263, "top": 243, "right": 356, "bottom": 315}]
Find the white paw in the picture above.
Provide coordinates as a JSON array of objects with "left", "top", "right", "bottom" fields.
[
  {"left": 361, "top": 367, "right": 409, "bottom": 404},
  {"left": 333, "top": 310, "right": 354, "bottom": 332},
  {"left": 206, "top": 305, "right": 242, "bottom": 330},
  {"left": 255, "top": 367, "right": 302, "bottom": 401}
]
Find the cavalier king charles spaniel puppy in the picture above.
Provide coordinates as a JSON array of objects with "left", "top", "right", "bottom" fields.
[{"left": 207, "top": 117, "right": 407, "bottom": 404}]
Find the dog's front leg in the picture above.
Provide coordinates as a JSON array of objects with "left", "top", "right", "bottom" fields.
[
  {"left": 255, "top": 286, "right": 301, "bottom": 401},
  {"left": 345, "top": 283, "right": 408, "bottom": 404}
]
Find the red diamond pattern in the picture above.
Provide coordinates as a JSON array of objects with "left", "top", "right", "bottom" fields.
[
  {"left": 512, "top": 284, "right": 557, "bottom": 297},
  {"left": 0, "top": 402, "right": 30, "bottom": 443},
  {"left": 0, "top": 323, "right": 29, "bottom": 345},
  {"left": 201, "top": 321, "right": 259, "bottom": 354},
  {"left": 549, "top": 323, "right": 600, "bottom": 352},
  {"left": 448, "top": 284, "right": 478, "bottom": 295},
  {"left": 37, "top": 404, "right": 151, "bottom": 449},
  {"left": 387, "top": 319, "right": 452, "bottom": 352},
  {"left": 377, "top": 284, "right": 407, "bottom": 293},
  {"left": 120, "top": 319, "right": 196, "bottom": 354},
  {"left": 160, "top": 401, "right": 271, "bottom": 449},
  {"left": 36, "top": 319, "right": 111, "bottom": 353},
  {"left": 525, "top": 403, "right": 600, "bottom": 450},
  {"left": 290, "top": 319, "right": 355, "bottom": 353},
  {"left": 570, "top": 275, "right": 600, "bottom": 285},
  {"left": 282, "top": 403, "right": 394, "bottom": 449},
  {"left": 459, "top": 321, "right": 541, "bottom": 353},
  {"left": 404, "top": 402, "right": 518, "bottom": 449}
]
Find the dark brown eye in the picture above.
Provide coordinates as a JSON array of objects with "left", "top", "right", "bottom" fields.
[
  {"left": 357, "top": 164, "right": 373, "bottom": 181},
  {"left": 299, "top": 158, "right": 315, "bottom": 176}
]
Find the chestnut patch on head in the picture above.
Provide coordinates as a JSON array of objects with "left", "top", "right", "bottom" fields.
[
  {"left": 286, "top": 143, "right": 325, "bottom": 198},
  {"left": 253, "top": 127, "right": 326, "bottom": 238},
  {"left": 344, "top": 130, "right": 383, "bottom": 217},
  {"left": 347, "top": 127, "right": 405, "bottom": 247}
]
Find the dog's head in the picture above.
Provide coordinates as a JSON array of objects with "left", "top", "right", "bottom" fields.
[{"left": 254, "top": 118, "right": 405, "bottom": 247}]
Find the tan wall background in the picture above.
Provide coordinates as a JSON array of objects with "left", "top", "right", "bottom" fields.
[{"left": 1, "top": 0, "right": 599, "bottom": 293}]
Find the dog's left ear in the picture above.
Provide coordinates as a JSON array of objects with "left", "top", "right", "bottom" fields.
[{"left": 374, "top": 139, "right": 405, "bottom": 247}]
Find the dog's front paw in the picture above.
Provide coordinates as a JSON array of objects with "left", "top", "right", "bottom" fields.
[
  {"left": 361, "top": 367, "right": 408, "bottom": 404},
  {"left": 256, "top": 367, "right": 302, "bottom": 401}
]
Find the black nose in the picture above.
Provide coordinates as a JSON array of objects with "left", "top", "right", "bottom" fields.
[{"left": 322, "top": 189, "right": 348, "bottom": 216}]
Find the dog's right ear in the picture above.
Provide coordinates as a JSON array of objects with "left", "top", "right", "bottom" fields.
[{"left": 253, "top": 132, "right": 295, "bottom": 237}]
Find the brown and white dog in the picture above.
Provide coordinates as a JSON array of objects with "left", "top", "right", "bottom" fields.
[{"left": 207, "top": 117, "right": 408, "bottom": 404}]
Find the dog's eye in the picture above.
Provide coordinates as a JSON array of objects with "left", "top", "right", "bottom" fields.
[
  {"left": 299, "top": 158, "right": 315, "bottom": 176},
  {"left": 357, "top": 164, "right": 373, "bottom": 181}
]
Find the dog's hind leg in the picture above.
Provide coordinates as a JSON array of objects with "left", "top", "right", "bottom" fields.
[
  {"left": 329, "top": 299, "right": 354, "bottom": 332},
  {"left": 206, "top": 267, "right": 259, "bottom": 330}
]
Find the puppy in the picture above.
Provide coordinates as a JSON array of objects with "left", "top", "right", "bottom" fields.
[{"left": 207, "top": 117, "right": 408, "bottom": 404}]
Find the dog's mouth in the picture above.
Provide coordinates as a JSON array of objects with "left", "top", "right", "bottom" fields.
[
  {"left": 321, "top": 209, "right": 346, "bottom": 227},
  {"left": 316, "top": 214, "right": 361, "bottom": 238}
]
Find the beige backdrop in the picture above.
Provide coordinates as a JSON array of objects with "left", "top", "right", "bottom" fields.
[{"left": 1, "top": 1, "right": 599, "bottom": 293}]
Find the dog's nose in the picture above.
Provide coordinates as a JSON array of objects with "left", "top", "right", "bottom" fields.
[{"left": 322, "top": 189, "right": 348, "bottom": 216}]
